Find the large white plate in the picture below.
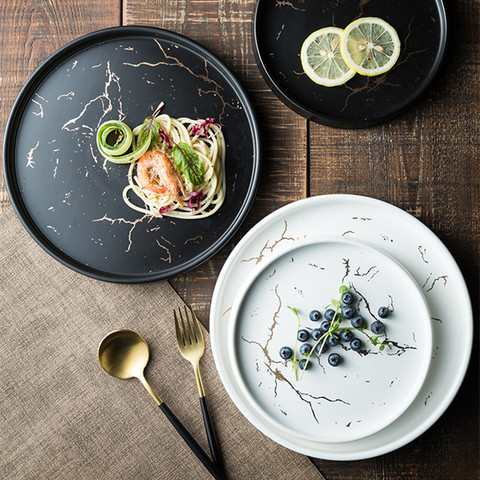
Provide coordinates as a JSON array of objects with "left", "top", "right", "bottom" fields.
[
  {"left": 228, "top": 236, "right": 432, "bottom": 444},
  {"left": 210, "top": 194, "right": 473, "bottom": 460}
]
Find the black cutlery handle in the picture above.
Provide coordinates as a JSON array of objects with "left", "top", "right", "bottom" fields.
[
  {"left": 158, "top": 402, "right": 226, "bottom": 480},
  {"left": 200, "top": 396, "right": 224, "bottom": 473}
]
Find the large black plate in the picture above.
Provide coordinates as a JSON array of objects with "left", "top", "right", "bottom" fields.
[
  {"left": 4, "top": 26, "right": 261, "bottom": 283},
  {"left": 253, "top": 0, "right": 447, "bottom": 128}
]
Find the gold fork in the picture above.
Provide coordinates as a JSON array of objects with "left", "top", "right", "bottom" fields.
[{"left": 174, "top": 305, "right": 224, "bottom": 473}]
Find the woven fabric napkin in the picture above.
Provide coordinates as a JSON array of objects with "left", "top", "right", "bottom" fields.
[{"left": 0, "top": 207, "right": 323, "bottom": 480}]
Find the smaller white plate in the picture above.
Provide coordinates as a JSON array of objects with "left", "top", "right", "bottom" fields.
[{"left": 228, "top": 237, "right": 432, "bottom": 444}]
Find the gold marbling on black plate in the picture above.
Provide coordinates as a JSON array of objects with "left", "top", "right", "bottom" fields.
[
  {"left": 253, "top": 0, "right": 447, "bottom": 128},
  {"left": 3, "top": 26, "right": 261, "bottom": 282}
]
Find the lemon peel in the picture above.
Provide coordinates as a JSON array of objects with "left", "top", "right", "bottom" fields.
[
  {"left": 300, "top": 27, "right": 356, "bottom": 87},
  {"left": 340, "top": 17, "right": 401, "bottom": 76}
]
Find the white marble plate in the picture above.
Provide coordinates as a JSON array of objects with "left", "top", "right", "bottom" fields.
[
  {"left": 210, "top": 195, "right": 473, "bottom": 460},
  {"left": 228, "top": 237, "right": 432, "bottom": 444}
]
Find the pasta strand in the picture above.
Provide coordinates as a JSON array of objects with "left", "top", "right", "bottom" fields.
[{"left": 123, "top": 116, "right": 226, "bottom": 219}]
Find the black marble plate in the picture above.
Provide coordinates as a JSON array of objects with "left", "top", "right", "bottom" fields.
[
  {"left": 4, "top": 26, "right": 261, "bottom": 283},
  {"left": 253, "top": 0, "right": 447, "bottom": 128}
]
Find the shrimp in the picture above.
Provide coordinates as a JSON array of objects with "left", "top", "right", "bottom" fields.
[{"left": 136, "top": 150, "right": 185, "bottom": 205}]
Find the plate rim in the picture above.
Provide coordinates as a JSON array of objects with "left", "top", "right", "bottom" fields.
[
  {"left": 252, "top": 0, "right": 448, "bottom": 128},
  {"left": 210, "top": 194, "right": 473, "bottom": 460},
  {"left": 227, "top": 234, "right": 433, "bottom": 444},
  {"left": 3, "top": 25, "right": 262, "bottom": 283}
]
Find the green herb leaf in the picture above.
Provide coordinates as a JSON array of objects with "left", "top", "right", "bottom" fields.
[
  {"left": 140, "top": 116, "right": 160, "bottom": 149},
  {"left": 172, "top": 142, "right": 205, "bottom": 186},
  {"left": 287, "top": 306, "right": 301, "bottom": 381},
  {"left": 379, "top": 344, "right": 385, "bottom": 351},
  {"left": 287, "top": 306, "right": 298, "bottom": 316},
  {"left": 331, "top": 299, "right": 340, "bottom": 308},
  {"left": 339, "top": 285, "right": 349, "bottom": 294}
]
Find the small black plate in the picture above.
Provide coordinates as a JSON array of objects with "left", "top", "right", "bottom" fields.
[
  {"left": 4, "top": 26, "right": 261, "bottom": 283},
  {"left": 253, "top": 0, "right": 447, "bottom": 128}
]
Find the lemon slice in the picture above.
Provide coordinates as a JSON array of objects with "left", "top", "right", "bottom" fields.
[
  {"left": 340, "top": 17, "right": 401, "bottom": 76},
  {"left": 300, "top": 27, "right": 356, "bottom": 87}
]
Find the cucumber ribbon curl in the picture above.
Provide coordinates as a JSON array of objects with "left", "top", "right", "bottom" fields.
[{"left": 96, "top": 103, "right": 164, "bottom": 164}]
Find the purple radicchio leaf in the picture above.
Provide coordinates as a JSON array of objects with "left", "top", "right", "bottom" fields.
[
  {"left": 191, "top": 118, "right": 221, "bottom": 139},
  {"left": 158, "top": 205, "right": 172, "bottom": 217},
  {"left": 186, "top": 190, "right": 206, "bottom": 213}
]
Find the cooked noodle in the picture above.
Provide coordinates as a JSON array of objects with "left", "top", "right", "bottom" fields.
[{"left": 122, "top": 114, "right": 226, "bottom": 219}]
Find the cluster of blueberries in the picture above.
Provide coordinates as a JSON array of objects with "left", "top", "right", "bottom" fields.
[{"left": 279, "top": 291, "right": 391, "bottom": 370}]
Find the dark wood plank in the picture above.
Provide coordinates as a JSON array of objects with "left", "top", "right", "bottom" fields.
[
  {"left": 0, "top": 0, "right": 120, "bottom": 212},
  {"left": 308, "top": 1, "right": 479, "bottom": 478},
  {"left": 124, "top": 0, "right": 308, "bottom": 326}
]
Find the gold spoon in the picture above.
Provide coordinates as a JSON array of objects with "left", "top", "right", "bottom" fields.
[{"left": 98, "top": 330, "right": 226, "bottom": 480}]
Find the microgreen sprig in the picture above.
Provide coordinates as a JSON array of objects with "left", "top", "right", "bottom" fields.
[
  {"left": 286, "top": 283, "right": 394, "bottom": 380},
  {"left": 297, "top": 284, "right": 351, "bottom": 378},
  {"left": 361, "top": 329, "right": 393, "bottom": 351},
  {"left": 287, "top": 306, "right": 301, "bottom": 380}
]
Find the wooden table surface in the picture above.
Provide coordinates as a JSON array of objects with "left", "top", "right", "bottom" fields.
[{"left": 1, "top": 0, "right": 478, "bottom": 478}]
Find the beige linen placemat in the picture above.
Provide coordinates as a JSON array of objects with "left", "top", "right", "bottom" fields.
[{"left": 0, "top": 207, "right": 324, "bottom": 480}]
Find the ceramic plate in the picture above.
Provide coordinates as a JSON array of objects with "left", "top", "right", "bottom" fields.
[
  {"left": 228, "top": 236, "right": 432, "bottom": 444},
  {"left": 3, "top": 26, "right": 260, "bottom": 282},
  {"left": 210, "top": 195, "right": 472, "bottom": 460},
  {"left": 253, "top": 0, "right": 447, "bottom": 127}
]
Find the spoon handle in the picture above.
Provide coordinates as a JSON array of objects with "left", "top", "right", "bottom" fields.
[{"left": 158, "top": 402, "right": 227, "bottom": 480}]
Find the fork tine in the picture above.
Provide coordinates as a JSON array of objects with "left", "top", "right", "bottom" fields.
[
  {"left": 174, "top": 309, "right": 184, "bottom": 346},
  {"left": 179, "top": 307, "right": 192, "bottom": 345},
  {"left": 184, "top": 305, "right": 198, "bottom": 344},
  {"left": 189, "top": 305, "right": 204, "bottom": 343},
  {"left": 178, "top": 307, "right": 190, "bottom": 345}
]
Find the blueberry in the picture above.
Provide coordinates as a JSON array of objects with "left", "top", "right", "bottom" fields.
[
  {"left": 350, "top": 338, "right": 363, "bottom": 351},
  {"left": 279, "top": 346, "right": 293, "bottom": 360},
  {"left": 324, "top": 308, "right": 335, "bottom": 321},
  {"left": 311, "top": 328, "right": 322, "bottom": 341},
  {"left": 341, "top": 305, "right": 355, "bottom": 319},
  {"left": 341, "top": 291, "right": 354, "bottom": 304},
  {"left": 297, "top": 329, "right": 310, "bottom": 342},
  {"left": 350, "top": 315, "right": 364, "bottom": 328},
  {"left": 315, "top": 342, "right": 329, "bottom": 354},
  {"left": 300, "top": 343, "right": 312, "bottom": 356},
  {"left": 320, "top": 320, "right": 331, "bottom": 333},
  {"left": 340, "top": 330, "right": 353, "bottom": 342},
  {"left": 327, "top": 335, "right": 339, "bottom": 347},
  {"left": 378, "top": 306, "right": 390, "bottom": 318},
  {"left": 309, "top": 310, "right": 322, "bottom": 322},
  {"left": 328, "top": 353, "right": 342, "bottom": 367},
  {"left": 371, "top": 320, "right": 385, "bottom": 334},
  {"left": 299, "top": 358, "right": 311, "bottom": 370}
]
